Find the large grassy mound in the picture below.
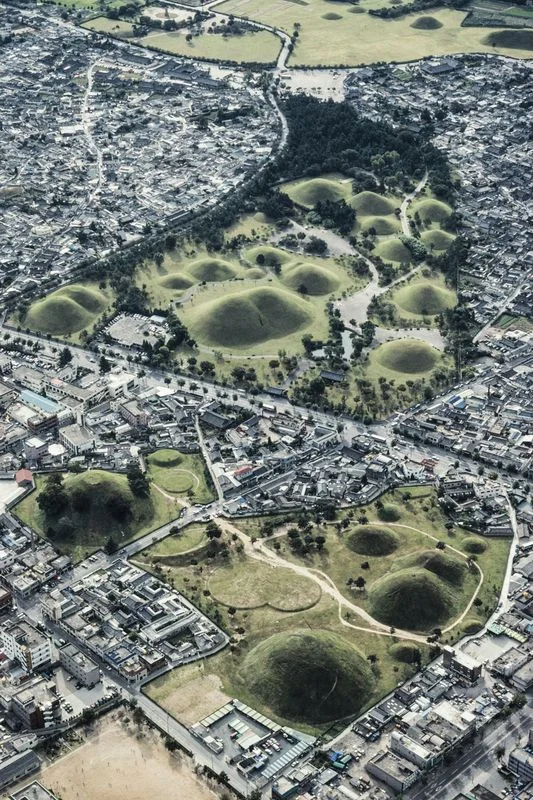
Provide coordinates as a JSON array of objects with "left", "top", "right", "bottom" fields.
[
  {"left": 409, "top": 550, "right": 466, "bottom": 585},
  {"left": 158, "top": 274, "right": 194, "bottom": 291},
  {"left": 393, "top": 281, "right": 456, "bottom": 316},
  {"left": 283, "top": 178, "right": 349, "bottom": 209},
  {"left": 362, "top": 215, "right": 401, "bottom": 235},
  {"left": 421, "top": 229, "right": 455, "bottom": 252},
  {"left": 282, "top": 263, "right": 339, "bottom": 296},
  {"left": 187, "top": 257, "right": 237, "bottom": 282},
  {"left": 410, "top": 15, "right": 443, "bottom": 28},
  {"left": 369, "top": 568, "right": 454, "bottom": 630},
  {"left": 372, "top": 340, "right": 438, "bottom": 374},
  {"left": 353, "top": 191, "right": 396, "bottom": 216},
  {"left": 482, "top": 29, "right": 533, "bottom": 50},
  {"left": 375, "top": 239, "right": 412, "bottom": 264},
  {"left": 377, "top": 503, "right": 402, "bottom": 522},
  {"left": 238, "top": 631, "right": 374, "bottom": 723},
  {"left": 146, "top": 449, "right": 213, "bottom": 502},
  {"left": 186, "top": 287, "right": 313, "bottom": 348},
  {"left": 245, "top": 245, "right": 292, "bottom": 267},
  {"left": 25, "top": 284, "right": 108, "bottom": 336},
  {"left": 411, "top": 198, "right": 452, "bottom": 224},
  {"left": 462, "top": 537, "right": 487, "bottom": 554},
  {"left": 347, "top": 526, "right": 399, "bottom": 556}
]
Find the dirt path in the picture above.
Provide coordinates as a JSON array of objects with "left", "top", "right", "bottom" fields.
[{"left": 220, "top": 518, "right": 427, "bottom": 643}]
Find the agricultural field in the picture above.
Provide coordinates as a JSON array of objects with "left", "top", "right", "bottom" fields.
[
  {"left": 495, "top": 313, "right": 533, "bottom": 333},
  {"left": 82, "top": 17, "right": 136, "bottom": 37},
  {"left": 14, "top": 470, "right": 178, "bottom": 562},
  {"left": 146, "top": 449, "right": 214, "bottom": 505},
  {"left": 18, "top": 283, "right": 115, "bottom": 342},
  {"left": 370, "top": 270, "right": 457, "bottom": 328},
  {"left": 216, "top": 0, "right": 533, "bottom": 65},
  {"left": 135, "top": 27, "right": 281, "bottom": 64}
]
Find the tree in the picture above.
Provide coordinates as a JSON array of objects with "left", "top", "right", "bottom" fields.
[
  {"left": 104, "top": 535, "right": 118, "bottom": 555},
  {"left": 37, "top": 473, "right": 68, "bottom": 517},
  {"left": 127, "top": 463, "right": 150, "bottom": 498},
  {"left": 58, "top": 347, "right": 72, "bottom": 368},
  {"left": 99, "top": 355, "right": 111, "bottom": 374},
  {"left": 355, "top": 576, "right": 366, "bottom": 590}
]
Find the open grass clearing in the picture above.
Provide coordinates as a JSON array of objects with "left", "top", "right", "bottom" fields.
[
  {"left": 216, "top": 1, "right": 533, "bottom": 64},
  {"left": 138, "top": 522, "right": 209, "bottom": 559},
  {"left": 135, "top": 27, "right": 281, "bottom": 64},
  {"left": 146, "top": 449, "right": 214, "bottom": 504},
  {"left": 82, "top": 17, "right": 136, "bottom": 36},
  {"left": 14, "top": 470, "right": 178, "bottom": 562}
]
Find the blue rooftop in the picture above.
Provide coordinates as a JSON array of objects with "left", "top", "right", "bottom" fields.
[{"left": 20, "top": 389, "right": 61, "bottom": 414}]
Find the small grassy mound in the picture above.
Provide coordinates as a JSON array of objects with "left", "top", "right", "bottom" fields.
[
  {"left": 283, "top": 178, "right": 349, "bottom": 209},
  {"left": 209, "top": 561, "right": 321, "bottom": 612},
  {"left": 186, "top": 287, "right": 313, "bottom": 348},
  {"left": 25, "top": 284, "right": 108, "bottom": 336},
  {"left": 146, "top": 449, "right": 210, "bottom": 497},
  {"left": 393, "top": 281, "right": 456, "bottom": 316},
  {"left": 148, "top": 450, "right": 183, "bottom": 468},
  {"left": 377, "top": 504, "right": 401, "bottom": 522},
  {"left": 390, "top": 643, "right": 421, "bottom": 664},
  {"left": 421, "top": 229, "right": 455, "bottom": 252},
  {"left": 411, "top": 550, "right": 466, "bottom": 585},
  {"left": 374, "top": 239, "right": 412, "bottom": 264},
  {"left": 482, "top": 29, "right": 533, "bottom": 51},
  {"left": 245, "top": 245, "right": 292, "bottom": 267},
  {"left": 322, "top": 11, "right": 342, "bottom": 18},
  {"left": 348, "top": 5, "right": 365, "bottom": 11},
  {"left": 238, "top": 631, "right": 374, "bottom": 723},
  {"left": 410, "top": 15, "right": 443, "bottom": 28},
  {"left": 369, "top": 569, "right": 454, "bottom": 630},
  {"left": 347, "top": 526, "right": 399, "bottom": 556},
  {"left": 353, "top": 191, "right": 396, "bottom": 216},
  {"left": 187, "top": 257, "right": 237, "bottom": 282},
  {"left": 282, "top": 263, "right": 340, "bottom": 296},
  {"left": 362, "top": 215, "right": 400, "bottom": 235},
  {"left": 372, "top": 340, "right": 438, "bottom": 375},
  {"left": 246, "top": 267, "right": 266, "bottom": 279},
  {"left": 462, "top": 537, "right": 487, "bottom": 554},
  {"left": 462, "top": 619, "right": 484, "bottom": 635},
  {"left": 158, "top": 274, "right": 194, "bottom": 291},
  {"left": 411, "top": 198, "right": 452, "bottom": 224}
]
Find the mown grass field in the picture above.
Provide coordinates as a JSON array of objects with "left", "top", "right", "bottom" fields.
[
  {"left": 82, "top": 17, "right": 136, "bottom": 36},
  {"left": 19, "top": 283, "right": 115, "bottom": 342},
  {"left": 216, "top": 0, "right": 533, "bottom": 65},
  {"left": 14, "top": 470, "right": 178, "bottom": 562},
  {"left": 137, "top": 26, "right": 281, "bottom": 63},
  {"left": 146, "top": 449, "right": 214, "bottom": 504}
]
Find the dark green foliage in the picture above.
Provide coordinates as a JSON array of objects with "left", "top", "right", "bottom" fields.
[{"left": 127, "top": 463, "right": 150, "bottom": 498}]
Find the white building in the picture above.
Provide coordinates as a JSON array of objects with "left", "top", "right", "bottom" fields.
[{"left": 0, "top": 622, "right": 52, "bottom": 673}]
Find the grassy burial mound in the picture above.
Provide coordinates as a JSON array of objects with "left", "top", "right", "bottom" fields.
[
  {"left": 392, "top": 280, "right": 456, "bottom": 316},
  {"left": 183, "top": 287, "right": 313, "bottom": 348},
  {"left": 158, "top": 273, "right": 194, "bottom": 291},
  {"left": 374, "top": 238, "right": 412, "bottom": 264},
  {"left": 245, "top": 244, "right": 293, "bottom": 267},
  {"left": 353, "top": 191, "right": 396, "bottom": 216},
  {"left": 347, "top": 526, "right": 400, "bottom": 556},
  {"left": 322, "top": 11, "right": 343, "bottom": 20},
  {"left": 421, "top": 229, "right": 455, "bottom": 252},
  {"left": 208, "top": 560, "right": 321, "bottom": 612},
  {"left": 482, "top": 29, "right": 533, "bottom": 51},
  {"left": 371, "top": 340, "right": 439, "bottom": 375},
  {"left": 281, "top": 177, "right": 352, "bottom": 209},
  {"left": 369, "top": 568, "right": 454, "bottom": 631},
  {"left": 15, "top": 470, "right": 171, "bottom": 561},
  {"left": 411, "top": 198, "right": 452, "bottom": 225},
  {"left": 282, "top": 262, "right": 340, "bottom": 296},
  {"left": 462, "top": 537, "right": 487, "bottom": 554},
  {"left": 187, "top": 257, "right": 238, "bottom": 283},
  {"left": 390, "top": 643, "right": 421, "bottom": 664},
  {"left": 408, "top": 550, "right": 466, "bottom": 586},
  {"left": 246, "top": 267, "right": 267, "bottom": 279},
  {"left": 410, "top": 15, "right": 443, "bottom": 28},
  {"left": 147, "top": 449, "right": 213, "bottom": 503},
  {"left": 377, "top": 503, "right": 402, "bottom": 522},
  {"left": 238, "top": 631, "right": 374, "bottom": 723},
  {"left": 361, "top": 215, "right": 401, "bottom": 235},
  {"left": 24, "top": 284, "right": 110, "bottom": 337}
]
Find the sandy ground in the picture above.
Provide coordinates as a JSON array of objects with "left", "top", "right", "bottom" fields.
[
  {"left": 148, "top": 670, "right": 231, "bottom": 726},
  {"left": 34, "top": 715, "right": 219, "bottom": 800}
]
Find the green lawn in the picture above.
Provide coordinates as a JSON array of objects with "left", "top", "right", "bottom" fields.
[
  {"left": 14, "top": 471, "right": 178, "bottom": 563},
  {"left": 146, "top": 449, "right": 214, "bottom": 504},
  {"left": 216, "top": 0, "right": 533, "bottom": 65},
  {"left": 82, "top": 17, "right": 136, "bottom": 36},
  {"left": 137, "top": 522, "right": 209, "bottom": 558},
  {"left": 135, "top": 27, "right": 281, "bottom": 64}
]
